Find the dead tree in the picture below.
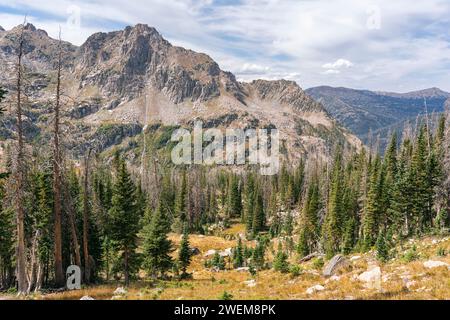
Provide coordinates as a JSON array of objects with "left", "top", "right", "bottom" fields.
[
  {"left": 14, "top": 20, "right": 28, "bottom": 295},
  {"left": 83, "top": 149, "right": 92, "bottom": 283},
  {"left": 53, "top": 30, "right": 64, "bottom": 287},
  {"left": 63, "top": 179, "right": 82, "bottom": 269}
]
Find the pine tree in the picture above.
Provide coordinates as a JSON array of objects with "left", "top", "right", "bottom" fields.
[
  {"left": 363, "top": 156, "right": 382, "bottom": 250},
  {"left": 273, "top": 242, "right": 289, "bottom": 273},
  {"left": 233, "top": 237, "right": 244, "bottom": 268},
  {"left": 33, "top": 172, "right": 53, "bottom": 290},
  {"left": 142, "top": 201, "right": 174, "bottom": 279},
  {"left": 244, "top": 174, "right": 255, "bottom": 231},
  {"left": 383, "top": 133, "right": 398, "bottom": 226},
  {"left": 227, "top": 175, "right": 242, "bottom": 218},
  {"left": 323, "top": 148, "right": 344, "bottom": 258},
  {"left": 252, "top": 239, "right": 266, "bottom": 270},
  {"left": 410, "top": 126, "right": 430, "bottom": 233},
  {"left": 342, "top": 217, "right": 356, "bottom": 255},
  {"left": 376, "top": 229, "right": 389, "bottom": 262},
  {"left": 252, "top": 188, "right": 265, "bottom": 235},
  {"left": 108, "top": 159, "right": 140, "bottom": 285},
  {"left": 173, "top": 170, "right": 188, "bottom": 233},
  {"left": 0, "top": 175, "right": 14, "bottom": 288},
  {"left": 297, "top": 178, "right": 320, "bottom": 257},
  {"left": 178, "top": 226, "right": 192, "bottom": 279}
]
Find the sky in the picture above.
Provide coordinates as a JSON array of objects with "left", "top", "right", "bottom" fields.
[{"left": 0, "top": 0, "right": 449, "bottom": 92}]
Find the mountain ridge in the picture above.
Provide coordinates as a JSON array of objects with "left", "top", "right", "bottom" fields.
[
  {"left": 306, "top": 85, "right": 449, "bottom": 147},
  {"left": 0, "top": 23, "right": 360, "bottom": 164}
]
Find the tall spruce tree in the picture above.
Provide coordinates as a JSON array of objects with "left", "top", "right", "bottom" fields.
[
  {"left": 363, "top": 155, "right": 383, "bottom": 250},
  {"left": 252, "top": 187, "right": 266, "bottom": 235},
  {"left": 0, "top": 174, "right": 14, "bottom": 288},
  {"left": 178, "top": 226, "right": 192, "bottom": 279},
  {"left": 233, "top": 237, "right": 244, "bottom": 268},
  {"left": 244, "top": 174, "right": 256, "bottom": 233},
  {"left": 108, "top": 159, "right": 140, "bottom": 285},
  {"left": 323, "top": 148, "right": 344, "bottom": 258},
  {"left": 142, "top": 201, "right": 174, "bottom": 279},
  {"left": 410, "top": 126, "right": 430, "bottom": 233},
  {"left": 173, "top": 170, "right": 188, "bottom": 233},
  {"left": 297, "top": 178, "right": 320, "bottom": 257},
  {"left": 227, "top": 175, "right": 242, "bottom": 218}
]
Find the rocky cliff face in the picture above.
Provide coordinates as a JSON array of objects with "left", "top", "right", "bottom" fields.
[{"left": 0, "top": 23, "right": 360, "bottom": 162}]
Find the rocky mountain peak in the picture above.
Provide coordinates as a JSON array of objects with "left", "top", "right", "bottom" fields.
[
  {"left": 0, "top": 23, "right": 77, "bottom": 74},
  {"left": 248, "top": 79, "right": 325, "bottom": 113}
]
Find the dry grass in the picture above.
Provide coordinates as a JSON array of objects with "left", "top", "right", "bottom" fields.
[{"left": 2, "top": 230, "right": 449, "bottom": 301}]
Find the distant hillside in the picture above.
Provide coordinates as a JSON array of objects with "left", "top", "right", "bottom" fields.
[{"left": 306, "top": 86, "right": 450, "bottom": 148}]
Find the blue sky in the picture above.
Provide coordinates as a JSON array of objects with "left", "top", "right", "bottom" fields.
[{"left": 1, "top": 0, "right": 449, "bottom": 92}]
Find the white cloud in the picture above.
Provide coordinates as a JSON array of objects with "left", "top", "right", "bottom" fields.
[
  {"left": 322, "top": 69, "right": 341, "bottom": 75},
  {"left": 322, "top": 59, "right": 354, "bottom": 70},
  {"left": 0, "top": 0, "right": 449, "bottom": 92}
]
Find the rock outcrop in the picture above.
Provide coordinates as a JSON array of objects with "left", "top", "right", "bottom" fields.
[{"left": 323, "top": 254, "right": 349, "bottom": 277}]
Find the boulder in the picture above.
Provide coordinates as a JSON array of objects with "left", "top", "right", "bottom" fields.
[
  {"left": 358, "top": 266, "right": 382, "bottom": 290},
  {"left": 236, "top": 267, "right": 250, "bottom": 272},
  {"left": 219, "top": 248, "right": 233, "bottom": 257},
  {"left": 190, "top": 247, "right": 201, "bottom": 256},
  {"left": 306, "top": 285, "right": 325, "bottom": 295},
  {"left": 325, "top": 275, "right": 341, "bottom": 284},
  {"left": 423, "top": 260, "right": 449, "bottom": 269},
  {"left": 323, "top": 254, "right": 349, "bottom": 277},
  {"left": 204, "top": 249, "right": 217, "bottom": 257},
  {"left": 113, "top": 287, "right": 127, "bottom": 295},
  {"left": 80, "top": 296, "right": 95, "bottom": 300},
  {"left": 244, "top": 279, "right": 257, "bottom": 287}
]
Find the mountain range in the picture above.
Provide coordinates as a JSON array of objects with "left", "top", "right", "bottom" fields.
[
  {"left": 0, "top": 23, "right": 359, "bottom": 165},
  {"left": 306, "top": 86, "right": 450, "bottom": 148},
  {"left": 1, "top": 23, "right": 448, "bottom": 164}
]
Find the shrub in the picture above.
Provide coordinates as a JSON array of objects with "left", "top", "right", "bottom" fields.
[
  {"left": 312, "top": 257, "right": 324, "bottom": 270},
  {"left": 403, "top": 245, "right": 419, "bottom": 262},
  {"left": 437, "top": 247, "right": 447, "bottom": 257},
  {"left": 289, "top": 264, "right": 303, "bottom": 278},
  {"left": 219, "top": 291, "right": 233, "bottom": 300},
  {"left": 273, "top": 243, "right": 289, "bottom": 273}
]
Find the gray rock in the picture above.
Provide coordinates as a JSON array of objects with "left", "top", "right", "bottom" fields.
[
  {"left": 323, "top": 254, "right": 349, "bottom": 277},
  {"left": 80, "top": 296, "right": 95, "bottom": 300}
]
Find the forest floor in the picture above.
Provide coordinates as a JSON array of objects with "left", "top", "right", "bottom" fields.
[{"left": 1, "top": 224, "right": 450, "bottom": 300}]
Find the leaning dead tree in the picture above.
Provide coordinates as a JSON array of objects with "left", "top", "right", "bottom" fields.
[
  {"left": 14, "top": 20, "right": 28, "bottom": 295},
  {"left": 53, "top": 30, "right": 64, "bottom": 287},
  {"left": 83, "top": 149, "right": 92, "bottom": 283}
]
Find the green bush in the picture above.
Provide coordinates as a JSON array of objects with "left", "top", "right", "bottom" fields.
[
  {"left": 403, "top": 245, "right": 419, "bottom": 262},
  {"left": 437, "top": 247, "right": 447, "bottom": 257},
  {"left": 289, "top": 264, "right": 303, "bottom": 278},
  {"left": 312, "top": 257, "right": 324, "bottom": 270},
  {"left": 219, "top": 291, "right": 233, "bottom": 300}
]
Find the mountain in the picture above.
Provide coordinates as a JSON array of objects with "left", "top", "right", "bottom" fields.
[
  {"left": 306, "top": 86, "right": 450, "bottom": 147},
  {"left": 0, "top": 23, "right": 360, "bottom": 165}
]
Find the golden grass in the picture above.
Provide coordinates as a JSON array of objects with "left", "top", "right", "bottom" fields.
[{"left": 2, "top": 231, "right": 449, "bottom": 301}]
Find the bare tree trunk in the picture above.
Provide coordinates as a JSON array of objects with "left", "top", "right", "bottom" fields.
[
  {"left": 35, "top": 262, "right": 44, "bottom": 292},
  {"left": 26, "top": 230, "right": 39, "bottom": 294},
  {"left": 83, "top": 150, "right": 91, "bottom": 283},
  {"left": 15, "top": 20, "right": 28, "bottom": 295},
  {"left": 64, "top": 184, "right": 82, "bottom": 268},
  {"left": 53, "top": 30, "right": 64, "bottom": 287}
]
